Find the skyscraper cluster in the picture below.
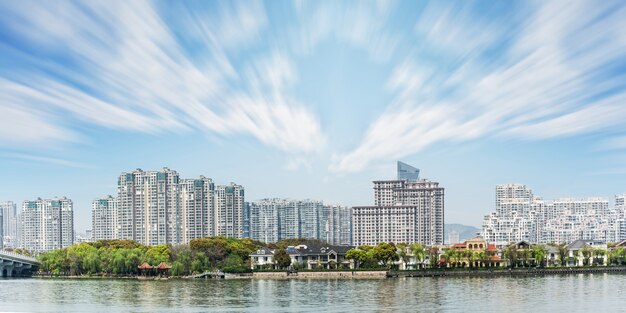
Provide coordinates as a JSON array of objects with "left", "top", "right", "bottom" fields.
[
  {"left": 247, "top": 198, "right": 352, "bottom": 245},
  {"left": 1, "top": 201, "right": 21, "bottom": 249},
  {"left": 92, "top": 168, "right": 244, "bottom": 246},
  {"left": 352, "top": 162, "right": 445, "bottom": 246},
  {"left": 482, "top": 184, "right": 626, "bottom": 245}
]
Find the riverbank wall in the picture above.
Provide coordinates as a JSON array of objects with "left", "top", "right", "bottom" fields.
[
  {"left": 390, "top": 266, "right": 626, "bottom": 278},
  {"left": 252, "top": 271, "right": 387, "bottom": 279}
]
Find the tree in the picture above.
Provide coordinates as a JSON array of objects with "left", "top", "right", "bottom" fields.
[
  {"left": 531, "top": 245, "right": 547, "bottom": 267},
  {"left": 557, "top": 243, "right": 569, "bottom": 267},
  {"left": 370, "top": 242, "right": 399, "bottom": 268},
  {"left": 581, "top": 246, "right": 593, "bottom": 266},
  {"left": 274, "top": 249, "right": 291, "bottom": 270},
  {"left": 411, "top": 243, "right": 425, "bottom": 269},
  {"left": 504, "top": 245, "right": 518, "bottom": 268},
  {"left": 593, "top": 248, "right": 605, "bottom": 266},
  {"left": 346, "top": 249, "right": 369, "bottom": 269}
]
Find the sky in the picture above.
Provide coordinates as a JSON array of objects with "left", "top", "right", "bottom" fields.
[{"left": 1, "top": 0, "right": 626, "bottom": 233}]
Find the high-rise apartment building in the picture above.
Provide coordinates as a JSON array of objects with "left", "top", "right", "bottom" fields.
[
  {"left": 319, "top": 204, "right": 352, "bottom": 245},
  {"left": 117, "top": 168, "right": 180, "bottom": 246},
  {"left": 91, "top": 196, "right": 118, "bottom": 241},
  {"left": 21, "top": 197, "right": 74, "bottom": 253},
  {"left": 482, "top": 184, "right": 622, "bottom": 244},
  {"left": 1, "top": 201, "right": 20, "bottom": 249},
  {"left": 352, "top": 162, "right": 445, "bottom": 246},
  {"left": 248, "top": 198, "right": 352, "bottom": 245},
  {"left": 215, "top": 183, "right": 245, "bottom": 238},
  {"left": 179, "top": 176, "right": 215, "bottom": 243}
]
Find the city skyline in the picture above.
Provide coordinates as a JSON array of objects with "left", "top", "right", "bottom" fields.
[{"left": 2, "top": 1, "right": 626, "bottom": 232}]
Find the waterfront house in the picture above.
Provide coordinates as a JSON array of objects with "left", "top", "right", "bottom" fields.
[
  {"left": 445, "top": 236, "right": 504, "bottom": 268},
  {"left": 286, "top": 244, "right": 352, "bottom": 270},
  {"left": 565, "top": 240, "right": 607, "bottom": 266},
  {"left": 250, "top": 247, "right": 276, "bottom": 269},
  {"left": 249, "top": 244, "right": 352, "bottom": 270}
]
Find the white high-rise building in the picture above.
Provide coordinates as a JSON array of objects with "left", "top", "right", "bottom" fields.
[
  {"left": 117, "top": 168, "right": 180, "bottom": 246},
  {"left": 21, "top": 197, "right": 74, "bottom": 253},
  {"left": 91, "top": 196, "right": 118, "bottom": 241},
  {"left": 1, "top": 201, "right": 20, "bottom": 249},
  {"left": 482, "top": 184, "right": 622, "bottom": 245},
  {"left": 352, "top": 162, "right": 445, "bottom": 246},
  {"left": 215, "top": 183, "right": 245, "bottom": 238},
  {"left": 179, "top": 176, "right": 215, "bottom": 243},
  {"left": 248, "top": 199, "right": 352, "bottom": 245}
]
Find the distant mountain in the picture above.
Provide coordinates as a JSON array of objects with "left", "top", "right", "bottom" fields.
[{"left": 444, "top": 224, "right": 480, "bottom": 243}]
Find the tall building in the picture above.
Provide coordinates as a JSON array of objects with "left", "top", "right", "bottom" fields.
[
  {"left": 21, "top": 197, "right": 74, "bottom": 253},
  {"left": 215, "top": 183, "right": 245, "bottom": 238},
  {"left": 248, "top": 198, "right": 352, "bottom": 245},
  {"left": 482, "top": 184, "right": 621, "bottom": 244},
  {"left": 117, "top": 168, "right": 180, "bottom": 246},
  {"left": 0, "top": 207, "right": 3, "bottom": 249},
  {"left": 448, "top": 230, "right": 460, "bottom": 244},
  {"left": 397, "top": 161, "right": 420, "bottom": 181},
  {"left": 1, "top": 201, "right": 20, "bottom": 249},
  {"left": 319, "top": 204, "right": 352, "bottom": 245},
  {"left": 179, "top": 176, "right": 215, "bottom": 243},
  {"left": 91, "top": 196, "right": 118, "bottom": 241},
  {"left": 352, "top": 162, "right": 445, "bottom": 246}
]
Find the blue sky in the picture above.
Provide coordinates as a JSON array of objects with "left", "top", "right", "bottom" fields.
[{"left": 1, "top": 1, "right": 626, "bottom": 232}]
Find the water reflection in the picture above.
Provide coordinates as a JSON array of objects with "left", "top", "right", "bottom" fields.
[{"left": 1, "top": 275, "right": 626, "bottom": 312}]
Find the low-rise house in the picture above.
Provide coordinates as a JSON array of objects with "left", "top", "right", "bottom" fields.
[
  {"left": 565, "top": 240, "right": 608, "bottom": 266},
  {"left": 249, "top": 247, "right": 277, "bottom": 269},
  {"left": 444, "top": 236, "right": 504, "bottom": 268},
  {"left": 249, "top": 244, "right": 352, "bottom": 270}
]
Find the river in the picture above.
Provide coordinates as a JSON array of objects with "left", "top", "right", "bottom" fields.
[{"left": 1, "top": 274, "right": 625, "bottom": 312}]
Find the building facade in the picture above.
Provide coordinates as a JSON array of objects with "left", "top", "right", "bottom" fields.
[
  {"left": 21, "top": 197, "right": 74, "bottom": 253},
  {"left": 215, "top": 183, "right": 245, "bottom": 238},
  {"left": 248, "top": 198, "right": 352, "bottom": 245},
  {"left": 91, "top": 196, "right": 118, "bottom": 241},
  {"left": 482, "top": 184, "right": 623, "bottom": 245},
  {"left": 117, "top": 168, "right": 181, "bottom": 246},
  {"left": 1, "top": 201, "right": 20, "bottom": 249},
  {"left": 179, "top": 176, "right": 215, "bottom": 243},
  {"left": 352, "top": 162, "right": 445, "bottom": 246}
]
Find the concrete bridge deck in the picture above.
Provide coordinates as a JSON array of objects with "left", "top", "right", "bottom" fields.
[{"left": 0, "top": 250, "right": 40, "bottom": 277}]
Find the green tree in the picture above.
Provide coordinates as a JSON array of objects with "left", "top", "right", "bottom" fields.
[
  {"left": 593, "top": 248, "right": 606, "bottom": 266},
  {"left": 581, "top": 246, "right": 593, "bottom": 266},
  {"left": 370, "top": 242, "right": 399, "bottom": 268},
  {"left": 145, "top": 245, "right": 170, "bottom": 265},
  {"left": 531, "top": 245, "right": 547, "bottom": 267},
  {"left": 504, "top": 245, "right": 518, "bottom": 268},
  {"left": 274, "top": 249, "right": 291, "bottom": 269},
  {"left": 557, "top": 243, "right": 569, "bottom": 267},
  {"left": 410, "top": 243, "right": 425, "bottom": 269},
  {"left": 346, "top": 249, "right": 368, "bottom": 269}
]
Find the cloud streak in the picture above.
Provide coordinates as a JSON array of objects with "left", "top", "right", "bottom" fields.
[
  {"left": 331, "top": 1, "right": 626, "bottom": 173},
  {"left": 0, "top": 0, "right": 324, "bottom": 155}
]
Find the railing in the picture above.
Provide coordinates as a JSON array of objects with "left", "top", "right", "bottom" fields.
[{"left": 0, "top": 250, "right": 40, "bottom": 264}]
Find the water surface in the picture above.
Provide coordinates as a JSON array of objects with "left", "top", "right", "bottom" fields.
[{"left": 1, "top": 274, "right": 624, "bottom": 312}]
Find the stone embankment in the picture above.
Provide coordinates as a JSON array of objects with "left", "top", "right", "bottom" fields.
[
  {"left": 389, "top": 266, "right": 626, "bottom": 278},
  {"left": 252, "top": 271, "right": 388, "bottom": 279}
]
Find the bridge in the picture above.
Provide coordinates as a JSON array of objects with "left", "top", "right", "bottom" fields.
[{"left": 0, "top": 250, "right": 40, "bottom": 277}]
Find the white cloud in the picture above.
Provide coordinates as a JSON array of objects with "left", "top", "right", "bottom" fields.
[
  {"left": 331, "top": 1, "right": 626, "bottom": 173},
  {"left": 0, "top": 0, "right": 324, "bottom": 156}
]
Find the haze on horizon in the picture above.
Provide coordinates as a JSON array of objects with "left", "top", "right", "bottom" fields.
[{"left": 1, "top": 0, "right": 626, "bottom": 233}]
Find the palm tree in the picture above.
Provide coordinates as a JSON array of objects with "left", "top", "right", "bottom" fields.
[
  {"left": 557, "top": 243, "right": 568, "bottom": 267},
  {"left": 581, "top": 246, "right": 593, "bottom": 266},
  {"left": 411, "top": 243, "right": 426, "bottom": 269},
  {"left": 531, "top": 245, "right": 547, "bottom": 267},
  {"left": 504, "top": 245, "right": 518, "bottom": 268},
  {"left": 475, "top": 251, "right": 486, "bottom": 268},
  {"left": 593, "top": 248, "right": 606, "bottom": 266}
]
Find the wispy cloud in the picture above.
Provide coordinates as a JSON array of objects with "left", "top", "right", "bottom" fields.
[
  {"left": 1, "top": 152, "right": 89, "bottom": 169},
  {"left": 0, "top": 0, "right": 323, "bottom": 155},
  {"left": 331, "top": 1, "right": 626, "bottom": 173}
]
